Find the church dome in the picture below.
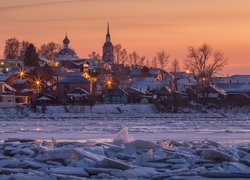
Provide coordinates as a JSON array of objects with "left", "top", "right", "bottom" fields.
[
  {"left": 63, "top": 35, "right": 70, "bottom": 45},
  {"left": 57, "top": 48, "right": 77, "bottom": 57},
  {"left": 55, "top": 34, "right": 79, "bottom": 61}
]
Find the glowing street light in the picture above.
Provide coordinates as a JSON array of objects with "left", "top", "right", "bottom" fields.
[
  {"left": 19, "top": 70, "right": 25, "bottom": 79},
  {"left": 106, "top": 80, "right": 112, "bottom": 89},
  {"left": 34, "top": 79, "right": 42, "bottom": 93},
  {"left": 36, "top": 80, "right": 40, "bottom": 86},
  {"left": 202, "top": 77, "right": 206, "bottom": 81},
  {"left": 186, "top": 69, "right": 190, "bottom": 74}
]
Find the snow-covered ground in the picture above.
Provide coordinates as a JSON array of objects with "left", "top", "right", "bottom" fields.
[{"left": 0, "top": 104, "right": 249, "bottom": 144}]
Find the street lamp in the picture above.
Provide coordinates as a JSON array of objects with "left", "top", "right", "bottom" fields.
[
  {"left": 19, "top": 70, "right": 25, "bottom": 79},
  {"left": 35, "top": 79, "right": 41, "bottom": 93}
]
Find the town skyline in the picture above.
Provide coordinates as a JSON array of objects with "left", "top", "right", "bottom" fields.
[{"left": 1, "top": 0, "right": 250, "bottom": 75}]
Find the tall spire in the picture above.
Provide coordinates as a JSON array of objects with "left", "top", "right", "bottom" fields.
[
  {"left": 106, "top": 22, "right": 110, "bottom": 42},
  {"left": 107, "top": 22, "right": 110, "bottom": 36}
]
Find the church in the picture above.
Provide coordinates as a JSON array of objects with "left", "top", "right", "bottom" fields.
[
  {"left": 102, "top": 23, "right": 114, "bottom": 64},
  {"left": 55, "top": 23, "right": 114, "bottom": 65},
  {"left": 55, "top": 33, "right": 79, "bottom": 62}
]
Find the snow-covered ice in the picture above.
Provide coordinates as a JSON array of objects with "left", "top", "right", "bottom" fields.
[{"left": 0, "top": 129, "right": 250, "bottom": 179}]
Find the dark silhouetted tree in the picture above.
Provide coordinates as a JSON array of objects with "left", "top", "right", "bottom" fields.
[
  {"left": 185, "top": 43, "right": 227, "bottom": 101},
  {"left": 19, "top": 41, "right": 30, "bottom": 60},
  {"left": 171, "top": 58, "right": 180, "bottom": 72},
  {"left": 39, "top": 42, "right": 61, "bottom": 60},
  {"left": 138, "top": 56, "right": 146, "bottom": 66},
  {"left": 121, "top": 48, "right": 128, "bottom": 65},
  {"left": 152, "top": 57, "right": 157, "bottom": 68},
  {"left": 88, "top": 51, "right": 101, "bottom": 61},
  {"left": 153, "top": 50, "right": 170, "bottom": 70},
  {"left": 114, "top": 44, "right": 122, "bottom": 64},
  {"left": 23, "top": 44, "right": 39, "bottom": 67},
  {"left": 4, "top": 38, "right": 20, "bottom": 59},
  {"left": 129, "top": 51, "right": 140, "bottom": 66}
]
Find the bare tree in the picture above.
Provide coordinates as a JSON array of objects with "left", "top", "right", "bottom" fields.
[
  {"left": 114, "top": 44, "right": 122, "bottom": 64},
  {"left": 88, "top": 51, "right": 101, "bottom": 62},
  {"left": 4, "top": 38, "right": 20, "bottom": 59},
  {"left": 154, "top": 50, "right": 170, "bottom": 70},
  {"left": 39, "top": 42, "right": 61, "bottom": 60},
  {"left": 128, "top": 51, "right": 140, "bottom": 66},
  {"left": 120, "top": 48, "right": 128, "bottom": 65},
  {"left": 185, "top": 43, "right": 227, "bottom": 101},
  {"left": 152, "top": 57, "right": 158, "bottom": 68},
  {"left": 171, "top": 58, "right": 180, "bottom": 72},
  {"left": 138, "top": 56, "right": 146, "bottom": 66}
]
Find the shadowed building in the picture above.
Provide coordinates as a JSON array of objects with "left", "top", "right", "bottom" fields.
[
  {"left": 57, "top": 72, "right": 91, "bottom": 104},
  {"left": 102, "top": 23, "right": 114, "bottom": 64}
]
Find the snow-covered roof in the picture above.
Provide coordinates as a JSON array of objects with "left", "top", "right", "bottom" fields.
[
  {"left": 20, "top": 88, "right": 34, "bottom": 93},
  {"left": 68, "top": 87, "right": 89, "bottom": 95},
  {"left": 59, "top": 72, "right": 90, "bottom": 84},
  {"left": 13, "top": 79, "right": 27, "bottom": 84},
  {"left": 67, "top": 93, "right": 88, "bottom": 98},
  {"left": 131, "top": 77, "right": 171, "bottom": 93},
  {"left": 1, "top": 82, "right": 16, "bottom": 92},
  {"left": 0, "top": 74, "right": 10, "bottom": 81},
  {"left": 39, "top": 55, "right": 52, "bottom": 63},
  {"left": 129, "top": 68, "right": 141, "bottom": 77},
  {"left": 231, "top": 75, "right": 250, "bottom": 83},
  {"left": 37, "top": 96, "right": 51, "bottom": 101},
  {"left": 106, "top": 88, "right": 129, "bottom": 96},
  {"left": 215, "top": 83, "right": 250, "bottom": 94},
  {"left": 211, "top": 77, "right": 232, "bottom": 84},
  {"left": 210, "top": 84, "right": 227, "bottom": 96}
]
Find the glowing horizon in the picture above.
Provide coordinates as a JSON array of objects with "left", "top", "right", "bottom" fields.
[{"left": 0, "top": 0, "right": 250, "bottom": 75}]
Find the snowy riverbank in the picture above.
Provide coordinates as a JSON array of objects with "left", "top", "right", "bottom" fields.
[
  {"left": 0, "top": 128, "right": 250, "bottom": 179},
  {"left": 0, "top": 104, "right": 250, "bottom": 144}
]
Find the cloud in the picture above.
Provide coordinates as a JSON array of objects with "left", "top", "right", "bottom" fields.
[{"left": 0, "top": 0, "right": 86, "bottom": 11}]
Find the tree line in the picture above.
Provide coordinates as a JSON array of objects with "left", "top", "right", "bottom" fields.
[
  {"left": 2, "top": 37, "right": 227, "bottom": 82},
  {"left": 88, "top": 44, "right": 180, "bottom": 72}
]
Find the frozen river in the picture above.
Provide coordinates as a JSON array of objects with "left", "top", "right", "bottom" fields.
[{"left": 1, "top": 113, "right": 250, "bottom": 144}]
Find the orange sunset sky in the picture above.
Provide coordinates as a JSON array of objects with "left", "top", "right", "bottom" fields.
[{"left": 0, "top": 0, "right": 250, "bottom": 75}]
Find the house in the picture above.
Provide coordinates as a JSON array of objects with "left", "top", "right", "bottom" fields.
[
  {"left": 12, "top": 79, "right": 29, "bottom": 92},
  {"left": 67, "top": 87, "right": 89, "bottom": 104},
  {"left": 81, "top": 59, "right": 102, "bottom": 73},
  {"left": 231, "top": 75, "right": 250, "bottom": 84},
  {"left": 124, "top": 87, "right": 144, "bottom": 103},
  {"left": 213, "top": 83, "right": 250, "bottom": 104},
  {"left": 104, "top": 88, "right": 128, "bottom": 104},
  {"left": 130, "top": 77, "right": 172, "bottom": 93},
  {"left": 35, "top": 94, "right": 57, "bottom": 105},
  {"left": 57, "top": 72, "right": 91, "bottom": 104},
  {"left": 154, "top": 86, "right": 172, "bottom": 100},
  {"left": 129, "top": 67, "right": 142, "bottom": 78},
  {"left": 211, "top": 77, "right": 233, "bottom": 84},
  {"left": 0, "top": 82, "right": 29, "bottom": 105}
]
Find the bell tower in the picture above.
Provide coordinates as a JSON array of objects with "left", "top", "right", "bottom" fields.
[{"left": 102, "top": 22, "right": 114, "bottom": 64}]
